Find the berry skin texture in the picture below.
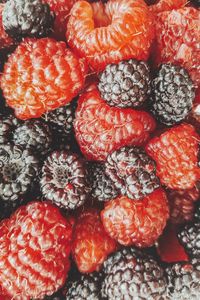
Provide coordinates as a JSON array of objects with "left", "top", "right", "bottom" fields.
[
  {"left": 102, "top": 247, "right": 168, "bottom": 300},
  {"left": 1, "top": 38, "right": 87, "bottom": 120},
  {"left": 0, "top": 4, "right": 13, "bottom": 49},
  {"left": 154, "top": 7, "right": 200, "bottom": 88},
  {"left": 101, "top": 189, "right": 169, "bottom": 247},
  {"left": 149, "top": 0, "right": 187, "bottom": 13},
  {"left": 41, "top": 151, "right": 90, "bottom": 210},
  {"left": 2, "top": 0, "right": 55, "bottom": 39},
  {"left": 150, "top": 64, "right": 195, "bottom": 126},
  {"left": 105, "top": 146, "right": 160, "bottom": 200},
  {"left": 74, "top": 87, "right": 156, "bottom": 161},
  {"left": 146, "top": 124, "right": 200, "bottom": 190},
  {"left": 178, "top": 222, "right": 200, "bottom": 258},
  {"left": 67, "top": 0, "right": 155, "bottom": 71},
  {"left": 72, "top": 209, "right": 117, "bottom": 273},
  {"left": 0, "top": 201, "right": 73, "bottom": 299}
]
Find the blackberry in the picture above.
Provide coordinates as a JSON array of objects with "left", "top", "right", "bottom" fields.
[
  {"left": 166, "top": 259, "right": 200, "bottom": 299},
  {"left": 66, "top": 273, "right": 102, "bottom": 300},
  {"left": 102, "top": 247, "right": 167, "bottom": 300},
  {"left": 13, "top": 119, "right": 53, "bottom": 156},
  {"left": 150, "top": 64, "right": 195, "bottom": 126},
  {"left": 2, "top": 0, "right": 54, "bottom": 39},
  {"left": 0, "top": 114, "right": 20, "bottom": 144},
  {"left": 88, "top": 162, "right": 119, "bottom": 202},
  {"left": 0, "top": 144, "right": 39, "bottom": 201},
  {"left": 98, "top": 59, "right": 151, "bottom": 108},
  {"left": 105, "top": 146, "right": 160, "bottom": 200},
  {"left": 178, "top": 221, "right": 200, "bottom": 258},
  {"left": 40, "top": 151, "right": 90, "bottom": 210}
]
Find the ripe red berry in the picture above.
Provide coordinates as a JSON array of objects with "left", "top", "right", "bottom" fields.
[
  {"left": 1, "top": 38, "right": 87, "bottom": 120},
  {"left": 0, "top": 4, "right": 14, "bottom": 49},
  {"left": 146, "top": 124, "right": 200, "bottom": 190},
  {"left": 0, "top": 201, "right": 73, "bottom": 299},
  {"left": 72, "top": 209, "right": 117, "bottom": 273},
  {"left": 74, "top": 86, "right": 156, "bottom": 161},
  {"left": 101, "top": 189, "right": 169, "bottom": 248},
  {"left": 149, "top": 0, "right": 187, "bottom": 13},
  {"left": 67, "top": 0, "right": 154, "bottom": 71},
  {"left": 154, "top": 7, "right": 200, "bottom": 88}
]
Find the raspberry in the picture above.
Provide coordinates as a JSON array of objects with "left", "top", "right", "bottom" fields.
[
  {"left": 102, "top": 247, "right": 168, "bottom": 300},
  {"left": 72, "top": 209, "right": 117, "bottom": 273},
  {"left": 154, "top": 7, "right": 200, "bottom": 88},
  {"left": 168, "top": 187, "right": 200, "bottom": 224},
  {"left": 146, "top": 124, "right": 200, "bottom": 190},
  {"left": 101, "top": 189, "right": 169, "bottom": 247},
  {"left": 0, "top": 201, "right": 73, "bottom": 299},
  {"left": 2, "top": 0, "right": 55, "bottom": 39},
  {"left": 45, "top": 0, "right": 76, "bottom": 40},
  {"left": 67, "top": 0, "right": 154, "bottom": 71},
  {"left": 41, "top": 151, "right": 90, "bottom": 210},
  {"left": 0, "top": 4, "right": 13, "bottom": 49},
  {"left": 74, "top": 87, "right": 156, "bottom": 161},
  {"left": 1, "top": 38, "right": 87, "bottom": 120},
  {"left": 149, "top": 0, "right": 187, "bottom": 13},
  {"left": 105, "top": 146, "right": 160, "bottom": 200},
  {"left": 156, "top": 225, "right": 189, "bottom": 263}
]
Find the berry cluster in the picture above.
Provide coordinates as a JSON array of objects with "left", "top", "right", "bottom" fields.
[{"left": 0, "top": 0, "right": 199, "bottom": 299}]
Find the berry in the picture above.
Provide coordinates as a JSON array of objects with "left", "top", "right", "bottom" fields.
[
  {"left": 156, "top": 225, "right": 189, "bottom": 263},
  {"left": 0, "top": 114, "right": 20, "bottom": 144},
  {"left": 149, "top": 0, "right": 187, "bottom": 13},
  {"left": 98, "top": 59, "right": 151, "bottom": 108},
  {"left": 2, "top": 0, "right": 55, "bottom": 39},
  {"left": 101, "top": 189, "right": 169, "bottom": 247},
  {"left": 105, "top": 146, "right": 160, "bottom": 200},
  {"left": 146, "top": 123, "right": 200, "bottom": 190},
  {"left": 45, "top": 0, "right": 76, "bottom": 40},
  {"left": 72, "top": 209, "right": 117, "bottom": 273},
  {"left": 66, "top": 273, "right": 102, "bottom": 300},
  {"left": 168, "top": 187, "right": 200, "bottom": 225},
  {"left": 41, "top": 151, "right": 90, "bottom": 210},
  {"left": 13, "top": 119, "right": 53, "bottom": 156},
  {"left": 0, "top": 201, "right": 73, "bottom": 299},
  {"left": 154, "top": 7, "right": 200, "bottom": 88},
  {"left": 166, "top": 259, "right": 200, "bottom": 300},
  {"left": 0, "top": 3, "right": 13, "bottom": 50},
  {"left": 74, "top": 87, "right": 156, "bottom": 161},
  {"left": 88, "top": 162, "right": 119, "bottom": 202},
  {"left": 1, "top": 38, "right": 87, "bottom": 120},
  {"left": 67, "top": 0, "right": 154, "bottom": 71},
  {"left": 0, "top": 144, "right": 39, "bottom": 201},
  {"left": 178, "top": 221, "right": 200, "bottom": 258},
  {"left": 102, "top": 247, "right": 167, "bottom": 300},
  {"left": 150, "top": 64, "right": 195, "bottom": 126}
]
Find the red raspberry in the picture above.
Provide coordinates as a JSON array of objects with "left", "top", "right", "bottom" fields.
[
  {"left": 72, "top": 209, "right": 117, "bottom": 273},
  {"left": 45, "top": 0, "right": 76, "bottom": 40},
  {"left": 0, "top": 4, "right": 14, "bottom": 50},
  {"left": 168, "top": 187, "right": 200, "bottom": 224},
  {"left": 1, "top": 38, "right": 87, "bottom": 120},
  {"left": 157, "top": 225, "right": 189, "bottom": 263},
  {"left": 0, "top": 201, "right": 73, "bottom": 299},
  {"left": 154, "top": 7, "right": 200, "bottom": 88},
  {"left": 74, "top": 86, "right": 156, "bottom": 161},
  {"left": 146, "top": 124, "right": 200, "bottom": 190},
  {"left": 101, "top": 189, "right": 169, "bottom": 247},
  {"left": 67, "top": 0, "right": 154, "bottom": 71},
  {"left": 149, "top": 0, "right": 187, "bottom": 13}
]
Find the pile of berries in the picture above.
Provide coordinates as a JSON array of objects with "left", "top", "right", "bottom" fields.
[{"left": 0, "top": 0, "right": 199, "bottom": 299}]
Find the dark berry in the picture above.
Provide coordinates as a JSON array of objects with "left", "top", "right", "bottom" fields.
[
  {"left": 2, "top": 0, "right": 55, "bottom": 39},
  {"left": 98, "top": 59, "right": 151, "bottom": 108},
  {"left": 88, "top": 162, "right": 119, "bottom": 202},
  {"left": 166, "top": 259, "right": 200, "bottom": 299},
  {"left": 102, "top": 247, "right": 167, "bottom": 300},
  {"left": 13, "top": 119, "right": 53, "bottom": 156},
  {"left": 150, "top": 64, "right": 195, "bottom": 125},
  {"left": 105, "top": 146, "right": 160, "bottom": 200},
  {"left": 178, "top": 222, "right": 200, "bottom": 258},
  {"left": 0, "top": 144, "right": 39, "bottom": 201},
  {"left": 0, "top": 114, "right": 20, "bottom": 144},
  {"left": 40, "top": 151, "right": 90, "bottom": 210}
]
